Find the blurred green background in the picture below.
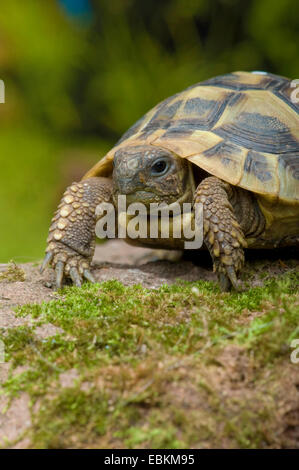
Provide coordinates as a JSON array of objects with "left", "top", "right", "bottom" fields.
[{"left": 0, "top": 0, "right": 298, "bottom": 262}]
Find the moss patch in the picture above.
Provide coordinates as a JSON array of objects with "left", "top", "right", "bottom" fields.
[
  {"left": 0, "top": 270, "right": 299, "bottom": 448},
  {"left": 0, "top": 262, "right": 26, "bottom": 282}
]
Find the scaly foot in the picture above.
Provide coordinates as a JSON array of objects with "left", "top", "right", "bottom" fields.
[
  {"left": 41, "top": 177, "right": 113, "bottom": 289},
  {"left": 194, "top": 177, "right": 247, "bottom": 291}
]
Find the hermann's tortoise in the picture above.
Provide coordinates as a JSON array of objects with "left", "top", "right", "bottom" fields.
[{"left": 41, "top": 71, "right": 299, "bottom": 291}]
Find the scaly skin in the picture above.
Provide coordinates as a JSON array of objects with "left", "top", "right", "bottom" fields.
[
  {"left": 194, "top": 177, "right": 248, "bottom": 291},
  {"left": 41, "top": 146, "right": 265, "bottom": 291},
  {"left": 41, "top": 177, "right": 113, "bottom": 288}
]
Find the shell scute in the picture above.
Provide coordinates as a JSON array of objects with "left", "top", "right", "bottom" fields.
[
  {"left": 213, "top": 111, "right": 298, "bottom": 154},
  {"left": 84, "top": 71, "right": 299, "bottom": 203},
  {"left": 198, "top": 71, "right": 288, "bottom": 92},
  {"left": 244, "top": 151, "right": 273, "bottom": 182}
]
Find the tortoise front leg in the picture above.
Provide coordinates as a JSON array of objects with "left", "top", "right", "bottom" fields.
[
  {"left": 41, "top": 177, "right": 113, "bottom": 288},
  {"left": 194, "top": 176, "right": 247, "bottom": 291}
]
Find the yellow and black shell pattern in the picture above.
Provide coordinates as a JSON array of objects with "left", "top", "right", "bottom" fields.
[{"left": 84, "top": 71, "right": 299, "bottom": 203}]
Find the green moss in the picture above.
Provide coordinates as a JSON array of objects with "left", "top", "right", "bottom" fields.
[
  {"left": 223, "top": 407, "right": 273, "bottom": 448},
  {"left": 120, "top": 423, "right": 185, "bottom": 449},
  {"left": 0, "top": 262, "right": 26, "bottom": 282},
  {"left": 30, "top": 388, "right": 109, "bottom": 449},
  {"left": 1, "top": 270, "right": 298, "bottom": 448}
]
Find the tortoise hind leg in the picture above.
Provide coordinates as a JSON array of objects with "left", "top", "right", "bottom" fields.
[{"left": 194, "top": 176, "right": 248, "bottom": 291}]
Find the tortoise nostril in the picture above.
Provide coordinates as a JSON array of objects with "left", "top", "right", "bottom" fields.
[{"left": 113, "top": 175, "right": 144, "bottom": 195}]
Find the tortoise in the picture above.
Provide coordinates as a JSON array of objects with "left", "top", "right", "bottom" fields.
[{"left": 41, "top": 71, "right": 299, "bottom": 291}]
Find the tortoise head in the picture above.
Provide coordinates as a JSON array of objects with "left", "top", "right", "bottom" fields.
[{"left": 112, "top": 145, "right": 194, "bottom": 208}]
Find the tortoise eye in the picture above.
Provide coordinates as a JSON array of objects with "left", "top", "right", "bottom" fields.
[{"left": 151, "top": 158, "right": 169, "bottom": 176}]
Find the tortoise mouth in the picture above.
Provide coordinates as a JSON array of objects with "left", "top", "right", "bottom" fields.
[
  {"left": 115, "top": 190, "right": 187, "bottom": 209},
  {"left": 125, "top": 191, "right": 171, "bottom": 205},
  {"left": 114, "top": 189, "right": 193, "bottom": 210}
]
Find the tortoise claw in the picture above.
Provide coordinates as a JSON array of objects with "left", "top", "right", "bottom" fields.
[
  {"left": 42, "top": 243, "right": 95, "bottom": 289},
  {"left": 219, "top": 273, "right": 231, "bottom": 292},
  {"left": 55, "top": 261, "right": 65, "bottom": 289},
  {"left": 40, "top": 251, "right": 53, "bottom": 273},
  {"left": 69, "top": 267, "right": 82, "bottom": 287},
  {"left": 226, "top": 265, "right": 239, "bottom": 291},
  {"left": 218, "top": 266, "right": 244, "bottom": 292},
  {"left": 219, "top": 266, "right": 245, "bottom": 292},
  {"left": 83, "top": 269, "right": 95, "bottom": 283}
]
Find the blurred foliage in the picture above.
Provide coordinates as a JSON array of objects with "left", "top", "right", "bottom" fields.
[{"left": 0, "top": 0, "right": 298, "bottom": 261}]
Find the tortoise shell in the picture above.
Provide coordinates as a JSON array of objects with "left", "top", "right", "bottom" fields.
[{"left": 84, "top": 71, "right": 299, "bottom": 203}]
